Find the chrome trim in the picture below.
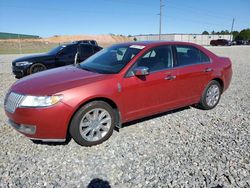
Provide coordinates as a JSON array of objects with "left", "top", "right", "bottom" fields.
[
  {"left": 173, "top": 61, "right": 212, "bottom": 69},
  {"left": 133, "top": 66, "right": 149, "bottom": 76},
  {"left": 29, "top": 138, "right": 66, "bottom": 142},
  {"left": 165, "top": 75, "right": 176, "bottom": 80},
  {"left": 4, "top": 92, "right": 24, "bottom": 113},
  {"left": 117, "top": 82, "right": 122, "bottom": 92}
]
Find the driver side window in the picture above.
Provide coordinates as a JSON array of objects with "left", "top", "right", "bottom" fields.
[{"left": 135, "top": 45, "right": 173, "bottom": 73}]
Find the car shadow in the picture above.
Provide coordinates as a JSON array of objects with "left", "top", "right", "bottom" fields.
[{"left": 32, "top": 106, "right": 191, "bottom": 146}]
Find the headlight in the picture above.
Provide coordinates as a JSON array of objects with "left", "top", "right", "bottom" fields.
[
  {"left": 20, "top": 95, "right": 63, "bottom": 107},
  {"left": 15, "top": 61, "right": 33, "bottom": 66}
]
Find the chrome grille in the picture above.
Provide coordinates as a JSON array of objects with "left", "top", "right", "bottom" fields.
[{"left": 4, "top": 92, "right": 24, "bottom": 113}]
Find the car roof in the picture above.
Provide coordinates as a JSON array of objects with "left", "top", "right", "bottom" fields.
[{"left": 116, "top": 41, "right": 200, "bottom": 48}]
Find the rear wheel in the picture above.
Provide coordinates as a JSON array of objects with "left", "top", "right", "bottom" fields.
[
  {"left": 198, "top": 80, "right": 222, "bottom": 110},
  {"left": 29, "top": 63, "right": 47, "bottom": 74},
  {"left": 69, "top": 101, "right": 115, "bottom": 146}
]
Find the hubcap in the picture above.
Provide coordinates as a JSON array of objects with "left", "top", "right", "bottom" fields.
[
  {"left": 206, "top": 84, "right": 220, "bottom": 107},
  {"left": 79, "top": 108, "right": 111, "bottom": 142},
  {"left": 32, "top": 65, "right": 45, "bottom": 73}
]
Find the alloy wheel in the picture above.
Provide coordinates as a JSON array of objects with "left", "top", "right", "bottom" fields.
[
  {"left": 206, "top": 84, "right": 220, "bottom": 107},
  {"left": 79, "top": 108, "right": 112, "bottom": 142}
]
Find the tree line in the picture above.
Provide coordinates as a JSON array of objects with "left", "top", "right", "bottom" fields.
[{"left": 202, "top": 29, "right": 250, "bottom": 40}]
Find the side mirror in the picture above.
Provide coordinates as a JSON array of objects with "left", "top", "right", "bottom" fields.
[{"left": 133, "top": 66, "right": 149, "bottom": 76}]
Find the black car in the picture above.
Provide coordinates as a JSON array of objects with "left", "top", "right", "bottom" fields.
[
  {"left": 232, "top": 40, "right": 249, "bottom": 45},
  {"left": 12, "top": 43, "right": 102, "bottom": 78}
]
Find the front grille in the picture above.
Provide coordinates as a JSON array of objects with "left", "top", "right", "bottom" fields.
[{"left": 4, "top": 92, "right": 24, "bottom": 113}]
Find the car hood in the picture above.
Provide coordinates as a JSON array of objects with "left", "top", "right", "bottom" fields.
[
  {"left": 12, "top": 53, "right": 54, "bottom": 64},
  {"left": 10, "top": 65, "right": 113, "bottom": 95}
]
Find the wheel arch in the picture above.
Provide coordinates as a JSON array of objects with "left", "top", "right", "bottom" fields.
[
  {"left": 66, "top": 97, "right": 121, "bottom": 138},
  {"left": 212, "top": 77, "right": 224, "bottom": 92},
  {"left": 29, "top": 62, "right": 47, "bottom": 74}
]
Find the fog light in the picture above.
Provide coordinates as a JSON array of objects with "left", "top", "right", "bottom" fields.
[
  {"left": 19, "top": 124, "right": 36, "bottom": 135},
  {"left": 8, "top": 120, "right": 36, "bottom": 135}
]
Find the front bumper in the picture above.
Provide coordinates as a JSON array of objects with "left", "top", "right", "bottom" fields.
[
  {"left": 8, "top": 119, "right": 36, "bottom": 135},
  {"left": 5, "top": 102, "right": 73, "bottom": 141},
  {"left": 12, "top": 65, "right": 29, "bottom": 78}
]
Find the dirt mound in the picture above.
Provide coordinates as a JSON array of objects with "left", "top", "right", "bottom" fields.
[
  {"left": 44, "top": 34, "right": 132, "bottom": 44},
  {"left": 0, "top": 34, "right": 132, "bottom": 48}
]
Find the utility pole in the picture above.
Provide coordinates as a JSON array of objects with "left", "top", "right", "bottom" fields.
[
  {"left": 159, "top": 0, "right": 164, "bottom": 40},
  {"left": 230, "top": 18, "right": 235, "bottom": 41},
  {"left": 18, "top": 34, "right": 22, "bottom": 54}
]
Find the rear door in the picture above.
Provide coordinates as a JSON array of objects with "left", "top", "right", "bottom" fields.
[
  {"left": 172, "top": 45, "right": 213, "bottom": 104},
  {"left": 78, "top": 44, "right": 94, "bottom": 61}
]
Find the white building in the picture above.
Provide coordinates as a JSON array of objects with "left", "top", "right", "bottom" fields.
[{"left": 132, "top": 34, "right": 232, "bottom": 45}]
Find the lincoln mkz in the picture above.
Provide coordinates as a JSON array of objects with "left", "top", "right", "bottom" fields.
[{"left": 4, "top": 41, "right": 232, "bottom": 146}]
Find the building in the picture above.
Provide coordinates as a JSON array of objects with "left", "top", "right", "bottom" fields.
[{"left": 132, "top": 34, "right": 232, "bottom": 45}]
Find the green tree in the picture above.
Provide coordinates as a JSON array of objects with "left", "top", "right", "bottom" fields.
[
  {"left": 220, "top": 30, "right": 225, "bottom": 34},
  {"left": 237, "top": 29, "right": 250, "bottom": 40},
  {"left": 232, "top": 31, "right": 239, "bottom": 40},
  {"left": 202, "top": 31, "right": 209, "bottom": 35}
]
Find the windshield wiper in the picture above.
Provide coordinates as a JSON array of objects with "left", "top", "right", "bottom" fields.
[{"left": 81, "top": 66, "right": 98, "bottom": 73}]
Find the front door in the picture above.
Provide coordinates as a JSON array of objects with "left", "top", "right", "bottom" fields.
[
  {"left": 56, "top": 45, "right": 77, "bottom": 67},
  {"left": 121, "top": 45, "right": 179, "bottom": 121}
]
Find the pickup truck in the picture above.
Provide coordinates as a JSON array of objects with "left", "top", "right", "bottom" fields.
[{"left": 12, "top": 41, "right": 102, "bottom": 78}]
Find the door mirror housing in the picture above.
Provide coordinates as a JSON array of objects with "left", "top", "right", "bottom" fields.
[{"left": 133, "top": 66, "right": 149, "bottom": 76}]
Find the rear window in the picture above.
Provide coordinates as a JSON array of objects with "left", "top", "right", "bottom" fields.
[{"left": 175, "top": 45, "right": 210, "bottom": 67}]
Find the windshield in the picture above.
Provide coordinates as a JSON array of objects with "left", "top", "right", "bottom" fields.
[
  {"left": 79, "top": 44, "right": 144, "bottom": 74},
  {"left": 47, "top": 45, "right": 66, "bottom": 55}
]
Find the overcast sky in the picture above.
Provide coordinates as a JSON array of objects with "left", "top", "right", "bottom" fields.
[{"left": 0, "top": 0, "right": 249, "bottom": 37}]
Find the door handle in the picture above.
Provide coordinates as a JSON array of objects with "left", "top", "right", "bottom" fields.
[
  {"left": 165, "top": 75, "right": 176, "bottom": 80},
  {"left": 204, "top": 68, "right": 213, "bottom": 72}
]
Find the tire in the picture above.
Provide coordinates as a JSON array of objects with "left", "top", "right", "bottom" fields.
[
  {"left": 29, "top": 63, "right": 47, "bottom": 74},
  {"left": 69, "top": 101, "right": 116, "bottom": 146},
  {"left": 31, "top": 139, "right": 42, "bottom": 144},
  {"left": 198, "top": 80, "right": 222, "bottom": 110}
]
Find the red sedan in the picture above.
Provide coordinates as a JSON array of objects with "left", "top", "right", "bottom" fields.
[{"left": 4, "top": 41, "right": 232, "bottom": 146}]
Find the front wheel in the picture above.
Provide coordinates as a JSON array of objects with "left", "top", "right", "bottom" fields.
[
  {"left": 69, "top": 101, "right": 115, "bottom": 146},
  {"left": 198, "top": 80, "right": 222, "bottom": 110},
  {"left": 29, "top": 63, "right": 47, "bottom": 74}
]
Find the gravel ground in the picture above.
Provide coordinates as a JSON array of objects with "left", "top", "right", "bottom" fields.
[{"left": 0, "top": 46, "right": 249, "bottom": 188}]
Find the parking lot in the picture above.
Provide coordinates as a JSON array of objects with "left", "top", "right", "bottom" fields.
[{"left": 0, "top": 46, "right": 249, "bottom": 187}]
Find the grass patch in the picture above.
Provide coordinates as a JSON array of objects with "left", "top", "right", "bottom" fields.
[{"left": 0, "top": 41, "right": 59, "bottom": 54}]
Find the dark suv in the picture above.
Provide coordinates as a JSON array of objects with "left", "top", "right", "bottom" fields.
[{"left": 12, "top": 42, "right": 102, "bottom": 78}]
